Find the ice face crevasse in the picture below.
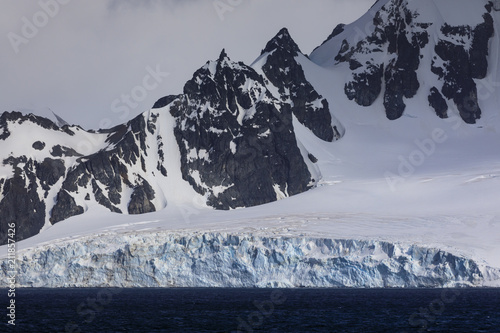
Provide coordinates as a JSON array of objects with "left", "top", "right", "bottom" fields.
[{"left": 3, "top": 232, "right": 499, "bottom": 288}]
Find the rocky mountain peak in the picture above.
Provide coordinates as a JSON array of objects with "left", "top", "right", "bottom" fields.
[
  {"left": 0, "top": 111, "right": 76, "bottom": 140},
  {"left": 311, "top": 0, "right": 495, "bottom": 124},
  {"left": 169, "top": 50, "right": 317, "bottom": 210},
  {"left": 2, "top": 0, "right": 498, "bottom": 246},
  {"left": 214, "top": 48, "right": 238, "bottom": 75},
  {"left": 256, "top": 28, "right": 345, "bottom": 142},
  {"left": 183, "top": 50, "right": 271, "bottom": 119},
  {"left": 261, "top": 27, "right": 301, "bottom": 56},
  {"left": 218, "top": 48, "right": 229, "bottom": 62}
]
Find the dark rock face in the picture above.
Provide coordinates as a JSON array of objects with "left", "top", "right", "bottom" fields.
[
  {"left": 308, "top": 153, "right": 318, "bottom": 163},
  {"left": 52, "top": 113, "right": 161, "bottom": 221},
  {"left": 345, "top": 64, "right": 384, "bottom": 107},
  {"left": 0, "top": 157, "right": 47, "bottom": 244},
  {"left": 50, "top": 190, "right": 83, "bottom": 224},
  {"left": 32, "top": 141, "right": 45, "bottom": 150},
  {"left": 128, "top": 180, "right": 156, "bottom": 215},
  {"left": 0, "top": 109, "right": 168, "bottom": 243},
  {"left": 0, "top": 113, "right": 82, "bottom": 243},
  {"left": 50, "top": 145, "right": 82, "bottom": 157},
  {"left": 318, "top": 0, "right": 493, "bottom": 124},
  {"left": 259, "top": 28, "right": 341, "bottom": 142},
  {"left": 0, "top": 46, "right": 323, "bottom": 243},
  {"left": 431, "top": 12, "right": 494, "bottom": 124},
  {"left": 170, "top": 50, "right": 315, "bottom": 209},
  {"left": 383, "top": 19, "right": 423, "bottom": 120},
  {"left": 337, "top": 0, "right": 428, "bottom": 119},
  {"left": 0, "top": 111, "right": 75, "bottom": 136},
  {"left": 428, "top": 87, "right": 448, "bottom": 119},
  {"left": 36, "top": 158, "right": 66, "bottom": 195},
  {"left": 152, "top": 95, "right": 179, "bottom": 109},
  {"left": 0, "top": 113, "right": 11, "bottom": 140}
]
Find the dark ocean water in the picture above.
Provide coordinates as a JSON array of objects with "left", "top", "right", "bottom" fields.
[{"left": 1, "top": 288, "right": 499, "bottom": 332}]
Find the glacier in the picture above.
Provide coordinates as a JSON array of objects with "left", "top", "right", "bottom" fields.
[
  {"left": 2, "top": 231, "right": 499, "bottom": 288},
  {"left": 1, "top": 0, "right": 500, "bottom": 291}
]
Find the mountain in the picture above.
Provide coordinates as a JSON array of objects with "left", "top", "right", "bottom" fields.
[
  {"left": 310, "top": 0, "right": 495, "bottom": 123},
  {"left": 160, "top": 49, "right": 317, "bottom": 209},
  {"left": 0, "top": 47, "right": 324, "bottom": 244},
  {"left": 1, "top": 0, "right": 500, "bottom": 288},
  {"left": 252, "top": 28, "right": 345, "bottom": 142}
]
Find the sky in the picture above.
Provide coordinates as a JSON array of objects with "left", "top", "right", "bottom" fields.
[{"left": 0, "top": 0, "right": 374, "bottom": 130}]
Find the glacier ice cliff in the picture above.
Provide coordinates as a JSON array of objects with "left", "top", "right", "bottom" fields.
[{"left": 2, "top": 232, "right": 499, "bottom": 288}]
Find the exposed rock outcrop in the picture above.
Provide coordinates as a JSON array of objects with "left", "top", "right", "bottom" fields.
[
  {"left": 257, "top": 28, "right": 343, "bottom": 141},
  {"left": 170, "top": 50, "right": 316, "bottom": 209},
  {"left": 312, "top": 0, "right": 494, "bottom": 124}
]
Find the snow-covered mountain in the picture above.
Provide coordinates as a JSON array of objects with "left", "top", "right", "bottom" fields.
[
  {"left": 253, "top": 28, "right": 345, "bottom": 142},
  {"left": 311, "top": 0, "right": 495, "bottom": 124},
  {"left": 0, "top": 46, "right": 331, "bottom": 245},
  {"left": 1, "top": 0, "right": 500, "bottom": 288}
]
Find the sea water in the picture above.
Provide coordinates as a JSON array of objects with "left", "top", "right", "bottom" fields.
[{"left": 2, "top": 288, "right": 499, "bottom": 332}]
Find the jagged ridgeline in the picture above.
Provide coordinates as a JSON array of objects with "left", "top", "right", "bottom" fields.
[
  {"left": 254, "top": 28, "right": 345, "bottom": 141},
  {"left": 1, "top": 0, "right": 498, "bottom": 245},
  {"left": 310, "top": 0, "right": 495, "bottom": 124},
  {"left": 0, "top": 30, "right": 336, "bottom": 244},
  {"left": 157, "top": 49, "right": 319, "bottom": 209}
]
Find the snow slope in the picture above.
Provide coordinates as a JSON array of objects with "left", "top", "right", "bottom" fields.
[{"left": 1, "top": 0, "right": 500, "bottom": 287}]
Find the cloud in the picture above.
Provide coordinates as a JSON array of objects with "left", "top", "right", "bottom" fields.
[{"left": 0, "top": 0, "right": 374, "bottom": 129}]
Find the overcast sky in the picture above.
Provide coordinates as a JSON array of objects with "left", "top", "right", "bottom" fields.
[{"left": 0, "top": 0, "right": 374, "bottom": 129}]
